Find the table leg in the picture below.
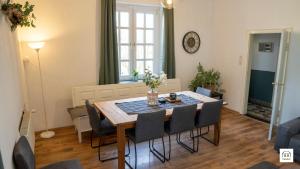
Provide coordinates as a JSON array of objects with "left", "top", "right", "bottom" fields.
[
  {"left": 117, "top": 124, "right": 126, "bottom": 169},
  {"left": 214, "top": 120, "right": 221, "bottom": 145}
]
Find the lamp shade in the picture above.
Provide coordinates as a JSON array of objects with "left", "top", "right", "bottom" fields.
[{"left": 28, "top": 42, "right": 45, "bottom": 50}]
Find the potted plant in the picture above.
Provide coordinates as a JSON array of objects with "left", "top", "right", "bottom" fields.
[
  {"left": 132, "top": 69, "right": 139, "bottom": 81},
  {"left": 1, "top": 0, "right": 36, "bottom": 31},
  {"left": 189, "top": 63, "right": 222, "bottom": 92},
  {"left": 143, "top": 70, "right": 167, "bottom": 105}
]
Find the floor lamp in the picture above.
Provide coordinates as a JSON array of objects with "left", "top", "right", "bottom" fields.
[{"left": 28, "top": 42, "right": 55, "bottom": 139}]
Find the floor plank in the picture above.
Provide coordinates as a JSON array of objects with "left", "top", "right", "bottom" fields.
[{"left": 35, "top": 109, "right": 287, "bottom": 169}]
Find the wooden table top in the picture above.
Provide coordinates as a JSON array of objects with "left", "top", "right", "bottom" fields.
[{"left": 94, "top": 91, "right": 218, "bottom": 126}]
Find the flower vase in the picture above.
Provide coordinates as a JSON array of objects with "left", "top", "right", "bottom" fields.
[{"left": 147, "top": 89, "right": 158, "bottom": 106}]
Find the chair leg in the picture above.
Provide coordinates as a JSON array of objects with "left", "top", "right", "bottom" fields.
[
  {"left": 98, "top": 138, "right": 100, "bottom": 161},
  {"left": 125, "top": 140, "right": 137, "bottom": 169},
  {"left": 196, "top": 128, "right": 200, "bottom": 152},
  {"left": 90, "top": 130, "right": 99, "bottom": 149},
  {"left": 176, "top": 132, "right": 196, "bottom": 153},
  {"left": 166, "top": 134, "right": 171, "bottom": 161},
  {"left": 126, "top": 138, "right": 130, "bottom": 156},
  {"left": 96, "top": 137, "right": 119, "bottom": 162},
  {"left": 149, "top": 138, "right": 166, "bottom": 163},
  {"left": 194, "top": 126, "right": 218, "bottom": 146},
  {"left": 134, "top": 143, "right": 137, "bottom": 169}
]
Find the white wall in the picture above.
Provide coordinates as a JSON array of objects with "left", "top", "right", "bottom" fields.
[
  {"left": 251, "top": 34, "right": 280, "bottom": 72},
  {"left": 18, "top": 0, "right": 100, "bottom": 130},
  {"left": 212, "top": 0, "right": 300, "bottom": 123},
  {"left": 0, "top": 14, "right": 25, "bottom": 169},
  {"left": 17, "top": 0, "right": 214, "bottom": 130},
  {"left": 174, "top": 0, "right": 214, "bottom": 90}
]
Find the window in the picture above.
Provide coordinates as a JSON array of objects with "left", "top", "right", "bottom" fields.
[{"left": 116, "top": 4, "right": 162, "bottom": 80}]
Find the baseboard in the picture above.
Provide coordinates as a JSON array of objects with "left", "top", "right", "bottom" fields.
[{"left": 222, "top": 106, "right": 240, "bottom": 114}]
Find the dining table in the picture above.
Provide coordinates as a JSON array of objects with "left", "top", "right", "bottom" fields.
[{"left": 94, "top": 91, "right": 222, "bottom": 169}]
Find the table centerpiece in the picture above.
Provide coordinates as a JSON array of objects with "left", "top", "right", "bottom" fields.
[{"left": 143, "top": 70, "right": 167, "bottom": 105}]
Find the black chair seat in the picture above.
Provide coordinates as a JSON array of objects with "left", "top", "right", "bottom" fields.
[
  {"left": 85, "top": 100, "right": 118, "bottom": 162},
  {"left": 248, "top": 161, "right": 279, "bottom": 169},
  {"left": 13, "top": 136, "right": 83, "bottom": 169},
  {"left": 94, "top": 118, "right": 116, "bottom": 136},
  {"left": 125, "top": 110, "right": 166, "bottom": 169},
  {"left": 125, "top": 129, "right": 136, "bottom": 142},
  {"left": 41, "top": 160, "right": 82, "bottom": 169}
]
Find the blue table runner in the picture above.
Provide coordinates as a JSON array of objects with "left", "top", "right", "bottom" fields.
[{"left": 115, "top": 94, "right": 202, "bottom": 115}]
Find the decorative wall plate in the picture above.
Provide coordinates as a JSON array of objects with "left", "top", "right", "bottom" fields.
[{"left": 182, "top": 31, "right": 201, "bottom": 54}]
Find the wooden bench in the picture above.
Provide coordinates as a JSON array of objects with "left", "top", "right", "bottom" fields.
[{"left": 70, "top": 79, "right": 181, "bottom": 143}]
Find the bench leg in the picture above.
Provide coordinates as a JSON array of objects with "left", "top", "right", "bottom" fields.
[{"left": 78, "top": 131, "right": 82, "bottom": 143}]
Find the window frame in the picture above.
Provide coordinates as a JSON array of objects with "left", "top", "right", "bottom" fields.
[{"left": 116, "top": 3, "right": 162, "bottom": 81}]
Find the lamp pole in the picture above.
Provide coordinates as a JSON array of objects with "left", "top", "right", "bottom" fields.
[{"left": 28, "top": 42, "right": 55, "bottom": 139}]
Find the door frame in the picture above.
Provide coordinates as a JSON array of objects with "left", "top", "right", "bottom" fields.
[{"left": 242, "top": 29, "right": 291, "bottom": 140}]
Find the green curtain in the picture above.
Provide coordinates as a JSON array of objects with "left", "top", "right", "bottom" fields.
[
  {"left": 163, "top": 8, "right": 175, "bottom": 79},
  {"left": 99, "top": 0, "right": 119, "bottom": 84}
]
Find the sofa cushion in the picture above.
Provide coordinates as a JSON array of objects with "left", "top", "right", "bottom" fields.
[
  {"left": 280, "top": 163, "right": 300, "bottom": 169},
  {"left": 275, "top": 117, "right": 300, "bottom": 151},
  {"left": 289, "top": 134, "right": 300, "bottom": 155},
  {"left": 41, "top": 160, "right": 82, "bottom": 169},
  {"left": 248, "top": 161, "right": 279, "bottom": 169}
]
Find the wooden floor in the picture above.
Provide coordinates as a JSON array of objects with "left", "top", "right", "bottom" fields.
[{"left": 35, "top": 109, "right": 283, "bottom": 169}]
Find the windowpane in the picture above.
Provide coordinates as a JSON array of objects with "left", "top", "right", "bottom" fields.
[
  {"left": 146, "top": 14, "right": 154, "bottom": 28},
  {"left": 146, "top": 30, "right": 154, "bottom": 43},
  {"left": 136, "top": 45, "right": 144, "bottom": 59},
  {"left": 117, "top": 29, "right": 119, "bottom": 43},
  {"left": 136, "top": 61, "right": 144, "bottom": 74},
  {"left": 120, "top": 45, "right": 129, "bottom": 60},
  {"left": 116, "top": 12, "right": 119, "bottom": 27},
  {"left": 136, "top": 29, "right": 144, "bottom": 43},
  {"left": 146, "top": 60, "right": 153, "bottom": 72},
  {"left": 120, "top": 29, "right": 129, "bottom": 43},
  {"left": 120, "top": 12, "right": 129, "bottom": 27},
  {"left": 136, "top": 13, "right": 144, "bottom": 28},
  {"left": 145, "top": 45, "right": 154, "bottom": 59},
  {"left": 121, "top": 61, "right": 130, "bottom": 76}
]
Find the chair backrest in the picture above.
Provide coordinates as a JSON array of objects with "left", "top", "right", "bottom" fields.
[
  {"left": 135, "top": 110, "right": 166, "bottom": 143},
  {"left": 196, "top": 87, "right": 212, "bottom": 97},
  {"left": 85, "top": 100, "right": 101, "bottom": 131},
  {"left": 169, "top": 104, "right": 197, "bottom": 134},
  {"left": 13, "top": 136, "right": 35, "bottom": 169},
  {"left": 196, "top": 100, "right": 223, "bottom": 127},
  {"left": 0, "top": 151, "right": 4, "bottom": 169}
]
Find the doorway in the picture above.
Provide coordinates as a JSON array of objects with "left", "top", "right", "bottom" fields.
[
  {"left": 243, "top": 29, "right": 291, "bottom": 140},
  {"left": 246, "top": 33, "right": 281, "bottom": 123}
]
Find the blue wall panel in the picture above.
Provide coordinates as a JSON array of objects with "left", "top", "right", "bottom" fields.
[{"left": 249, "top": 70, "right": 275, "bottom": 104}]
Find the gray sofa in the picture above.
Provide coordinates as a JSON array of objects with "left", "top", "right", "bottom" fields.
[{"left": 275, "top": 117, "right": 300, "bottom": 162}]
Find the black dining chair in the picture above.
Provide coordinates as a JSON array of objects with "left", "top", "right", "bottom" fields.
[
  {"left": 165, "top": 104, "right": 198, "bottom": 160},
  {"left": 0, "top": 150, "right": 4, "bottom": 169},
  {"left": 194, "top": 100, "right": 223, "bottom": 151},
  {"left": 126, "top": 110, "right": 166, "bottom": 169},
  {"left": 85, "top": 100, "right": 120, "bottom": 162},
  {"left": 196, "top": 87, "right": 212, "bottom": 97},
  {"left": 13, "top": 136, "right": 83, "bottom": 169}
]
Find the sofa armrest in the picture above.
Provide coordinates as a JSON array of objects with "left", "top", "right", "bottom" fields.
[{"left": 275, "top": 117, "right": 300, "bottom": 151}]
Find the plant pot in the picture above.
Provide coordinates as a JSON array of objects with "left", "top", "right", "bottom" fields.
[
  {"left": 205, "top": 85, "right": 216, "bottom": 92},
  {"left": 147, "top": 89, "right": 158, "bottom": 106},
  {"left": 132, "top": 76, "right": 138, "bottom": 82}
]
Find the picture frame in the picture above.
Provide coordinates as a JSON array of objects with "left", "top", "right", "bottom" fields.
[{"left": 258, "top": 42, "right": 273, "bottom": 52}]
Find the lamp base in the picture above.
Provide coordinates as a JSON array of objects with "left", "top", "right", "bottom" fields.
[{"left": 40, "top": 131, "right": 55, "bottom": 139}]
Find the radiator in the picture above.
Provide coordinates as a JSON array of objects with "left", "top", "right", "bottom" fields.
[{"left": 19, "top": 110, "right": 35, "bottom": 152}]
